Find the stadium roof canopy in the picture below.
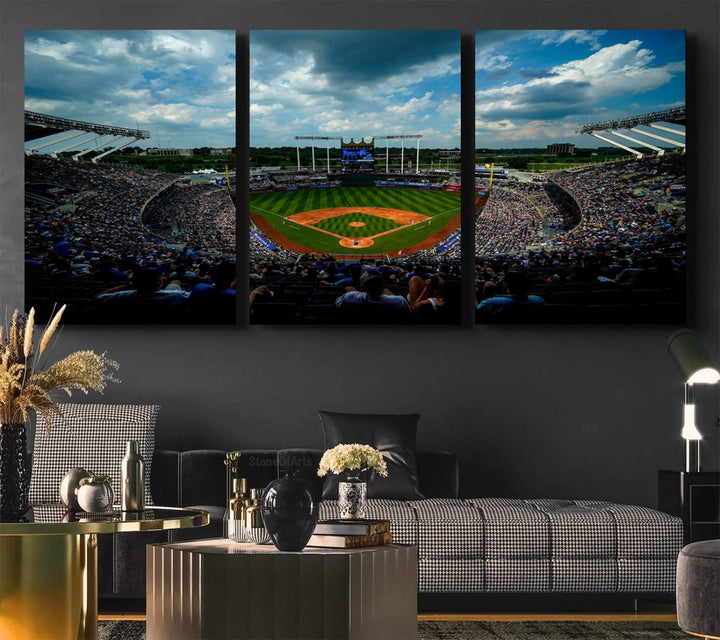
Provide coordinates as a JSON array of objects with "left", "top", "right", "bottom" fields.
[
  {"left": 576, "top": 107, "right": 685, "bottom": 159},
  {"left": 25, "top": 111, "right": 150, "bottom": 162},
  {"left": 577, "top": 106, "right": 685, "bottom": 133}
]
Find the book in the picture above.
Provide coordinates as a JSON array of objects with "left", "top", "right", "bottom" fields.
[
  {"left": 313, "top": 519, "right": 391, "bottom": 536},
  {"left": 307, "top": 531, "right": 393, "bottom": 549}
]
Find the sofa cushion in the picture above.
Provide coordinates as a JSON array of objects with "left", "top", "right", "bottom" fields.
[
  {"left": 319, "top": 497, "right": 682, "bottom": 593},
  {"left": 30, "top": 403, "right": 158, "bottom": 507},
  {"left": 319, "top": 411, "right": 423, "bottom": 500}
]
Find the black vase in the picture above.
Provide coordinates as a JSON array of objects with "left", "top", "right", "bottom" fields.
[
  {"left": 0, "top": 423, "right": 30, "bottom": 520},
  {"left": 261, "top": 472, "right": 318, "bottom": 551}
]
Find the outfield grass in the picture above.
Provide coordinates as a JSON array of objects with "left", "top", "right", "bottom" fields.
[
  {"left": 311, "top": 212, "right": 403, "bottom": 238},
  {"left": 250, "top": 186, "right": 460, "bottom": 254},
  {"left": 250, "top": 186, "right": 460, "bottom": 217}
]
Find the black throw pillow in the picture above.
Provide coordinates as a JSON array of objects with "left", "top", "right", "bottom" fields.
[{"left": 319, "top": 411, "right": 424, "bottom": 500}]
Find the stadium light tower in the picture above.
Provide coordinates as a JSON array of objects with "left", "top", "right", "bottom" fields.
[
  {"left": 294, "top": 136, "right": 342, "bottom": 172},
  {"left": 372, "top": 135, "right": 422, "bottom": 174}
]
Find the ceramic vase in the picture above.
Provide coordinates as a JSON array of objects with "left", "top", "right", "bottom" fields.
[
  {"left": 0, "top": 423, "right": 30, "bottom": 520},
  {"left": 260, "top": 472, "right": 317, "bottom": 551},
  {"left": 77, "top": 475, "right": 114, "bottom": 512},
  {"left": 60, "top": 467, "right": 91, "bottom": 511},
  {"left": 338, "top": 478, "right": 367, "bottom": 519}
]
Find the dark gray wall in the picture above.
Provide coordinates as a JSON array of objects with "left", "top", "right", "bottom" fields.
[{"left": 1, "top": 0, "right": 718, "bottom": 508}]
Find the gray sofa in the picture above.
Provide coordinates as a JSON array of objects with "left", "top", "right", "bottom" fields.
[{"left": 99, "top": 448, "right": 683, "bottom": 611}]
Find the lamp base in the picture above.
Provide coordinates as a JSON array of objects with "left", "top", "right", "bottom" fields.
[{"left": 685, "top": 439, "right": 701, "bottom": 473}]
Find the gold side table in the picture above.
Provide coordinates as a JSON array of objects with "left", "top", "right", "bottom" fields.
[
  {"left": 0, "top": 504, "right": 208, "bottom": 640},
  {"left": 147, "top": 538, "right": 418, "bottom": 639}
]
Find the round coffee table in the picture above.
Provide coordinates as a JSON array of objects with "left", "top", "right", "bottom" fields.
[{"left": 0, "top": 504, "right": 209, "bottom": 640}]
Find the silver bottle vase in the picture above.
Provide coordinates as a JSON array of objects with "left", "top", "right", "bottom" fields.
[{"left": 121, "top": 440, "right": 145, "bottom": 511}]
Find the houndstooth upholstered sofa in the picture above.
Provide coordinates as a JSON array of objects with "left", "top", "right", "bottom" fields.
[{"left": 90, "top": 448, "right": 683, "bottom": 610}]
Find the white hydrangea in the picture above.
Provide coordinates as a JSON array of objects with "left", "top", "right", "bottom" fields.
[{"left": 317, "top": 443, "right": 388, "bottom": 478}]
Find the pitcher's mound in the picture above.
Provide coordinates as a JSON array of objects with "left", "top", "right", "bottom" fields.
[{"left": 339, "top": 237, "right": 374, "bottom": 248}]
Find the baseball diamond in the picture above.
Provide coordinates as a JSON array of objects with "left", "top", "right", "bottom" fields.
[
  {"left": 249, "top": 186, "right": 461, "bottom": 256},
  {"left": 302, "top": 210, "right": 408, "bottom": 238}
]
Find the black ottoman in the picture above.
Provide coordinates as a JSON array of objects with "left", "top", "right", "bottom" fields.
[{"left": 677, "top": 539, "right": 720, "bottom": 639}]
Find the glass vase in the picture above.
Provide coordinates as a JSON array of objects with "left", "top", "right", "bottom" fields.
[{"left": 260, "top": 472, "right": 317, "bottom": 551}]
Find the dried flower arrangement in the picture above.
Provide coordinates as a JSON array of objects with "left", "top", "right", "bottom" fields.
[
  {"left": 317, "top": 443, "right": 388, "bottom": 478},
  {"left": 0, "top": 305, "right": 119, "bottom": 426}
]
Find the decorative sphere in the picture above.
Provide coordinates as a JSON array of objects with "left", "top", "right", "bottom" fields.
[
  {"left": 60, "top": 468, "right": 90, "bottom": 510},
  {"left": 77, "top": 480, "right": 111, "bottom": 512}
]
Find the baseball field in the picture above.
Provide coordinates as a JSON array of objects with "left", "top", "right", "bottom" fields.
[{"left": 249, "top": 186, "right": 461, "bottom": 256}]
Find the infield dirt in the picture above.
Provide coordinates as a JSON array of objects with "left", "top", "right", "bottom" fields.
[
  {"left": 250, "top": 211, "right": 460, "bottom": 258},
  {"left": 287, "top": 206, "right": 429, "bottom": 226}
]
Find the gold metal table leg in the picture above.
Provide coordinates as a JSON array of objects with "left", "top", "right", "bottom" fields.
[{"left": 0, "top": 533, "right": 98, "bottom": 640}]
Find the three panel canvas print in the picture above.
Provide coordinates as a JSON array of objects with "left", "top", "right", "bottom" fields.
[
  {"left": 474, "top": 30, "right": 686, "bottom": 324},
  {"left": 249, "top": 30, "right": 462, "bottom": 325},
  {"left": 23, "top": 29, "right": 685, "bottom": 326},
  {"left": 24, "top": 30, "right": 237, "bottom": 324}
]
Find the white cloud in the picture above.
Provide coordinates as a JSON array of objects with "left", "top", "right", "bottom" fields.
[
  {"left": 540, "top": 30, "right": 608, "bottom": 50},
  {"left": 250, "top": 103, "right": 283, "bottom": 116},
  {"left": 25, "top": 38, "right": 78, "bottom": 61},
  {"left": 377, "top": 54, "right": 460, "bottom": 93},
  {"left": 385, "top": 92, "right": 434, "bottom": 117},
  {"left": 476, "top": 40, "right": 684, "bottom": 120},
  {"left": 249, "top": 34, "right": 460, "bottom": 147}
]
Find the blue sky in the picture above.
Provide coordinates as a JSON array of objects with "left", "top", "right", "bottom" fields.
[
  {"left": 476, "top": 30, "right": 685, "bottom": 148},
  {"left": 25, "top": 30, "right": 235, "bottom": 149},
  {"left": 250, "top": 31, "right": 461, "bottom": 149}
]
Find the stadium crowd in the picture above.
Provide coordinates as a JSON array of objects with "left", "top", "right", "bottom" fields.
[
  {"left": 474, "top": 155, "right": 686, "bottom": 323},
  {"left": 24, "top": 151, "right": 685, "bottom": 325},
  {"left": 177, "top": 188, "right": 236, "bottom": 257},
  {"left": 25, "top": 156, "right": 237, "bottom": 323},
  {"left": 144, "top": 182, "right": 217, "bottom": 239},
  {"left": 249, "top": 256, "right": 461, "bottom": 324},
  {"left": 474, "top": 187, "right": 545, "bottom": 255}
]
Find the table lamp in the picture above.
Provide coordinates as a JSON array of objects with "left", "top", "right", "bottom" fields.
[{"left": 667, "top": 329, "right": 720, "bottom": 472}]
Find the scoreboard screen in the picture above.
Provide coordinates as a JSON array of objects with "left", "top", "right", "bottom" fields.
[{"left": 341, "top": 140, "right": 374, "bottom": 173}]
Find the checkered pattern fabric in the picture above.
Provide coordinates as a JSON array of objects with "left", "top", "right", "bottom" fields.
[
  {"left": 328, "top": 497, "right": 682, "bottom": 593},
  {"left": 553, "top": 558, "right": 617, "bottom": 591},
  {"left": 30, "top": 404, "right": 158, "bottom": 507},
  {"left": 618, "top": 558, "right": 678, "bottom": 592},
  {"left": 546, "top": 508, "right": 616, "bottom": 559},
  {"left": 485, "top": 559, "right": 551, "bottom": 592},
  {"left": 414, "top": 499, "right": 483, "bottom": 559},
  {"left": 420, "top": 558, "right": 484, "bottom": 592},
  {"left": 30, "top": 504, "right": 66, "bottom": 523},
  {"left": 472, "top": 499, "right": 551, "bottom": 560},
  {"left": 601, "top": 504, "right": 683, "bottom": 560}
]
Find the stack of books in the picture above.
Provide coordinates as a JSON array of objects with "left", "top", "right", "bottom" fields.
[{"left": 307, "top": 519, "right": 392, "bottom": 548}]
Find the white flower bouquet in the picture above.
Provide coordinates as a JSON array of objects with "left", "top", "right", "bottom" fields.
[{"left": 317, "top": 443, "right": 388, "bottom": 479}]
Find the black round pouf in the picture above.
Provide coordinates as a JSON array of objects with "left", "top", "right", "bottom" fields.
[{"left": 676, "top": 539, "right": 720, "bottom": 639}]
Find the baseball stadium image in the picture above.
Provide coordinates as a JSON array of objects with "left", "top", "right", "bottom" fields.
[
  {"left": 249, "top": 30, "right": 463, "bottom": 325},
  {"left": 473, "top": 29, "right": 687, "bottom": 325},
  {"left": 24, "top": 30, "right": 237, "bottom": 325},
  {"left": 250, "top": 181, "right": 461, "bottom": 256}
]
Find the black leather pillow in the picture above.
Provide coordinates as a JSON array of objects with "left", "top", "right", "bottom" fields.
[{"left": 319, "top": 411, "right": 424, "bottom": 500}]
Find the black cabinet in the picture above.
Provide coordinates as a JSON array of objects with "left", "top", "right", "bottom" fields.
[{"left": 658, "top": 470, "right": 720, "bottom": 544}]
